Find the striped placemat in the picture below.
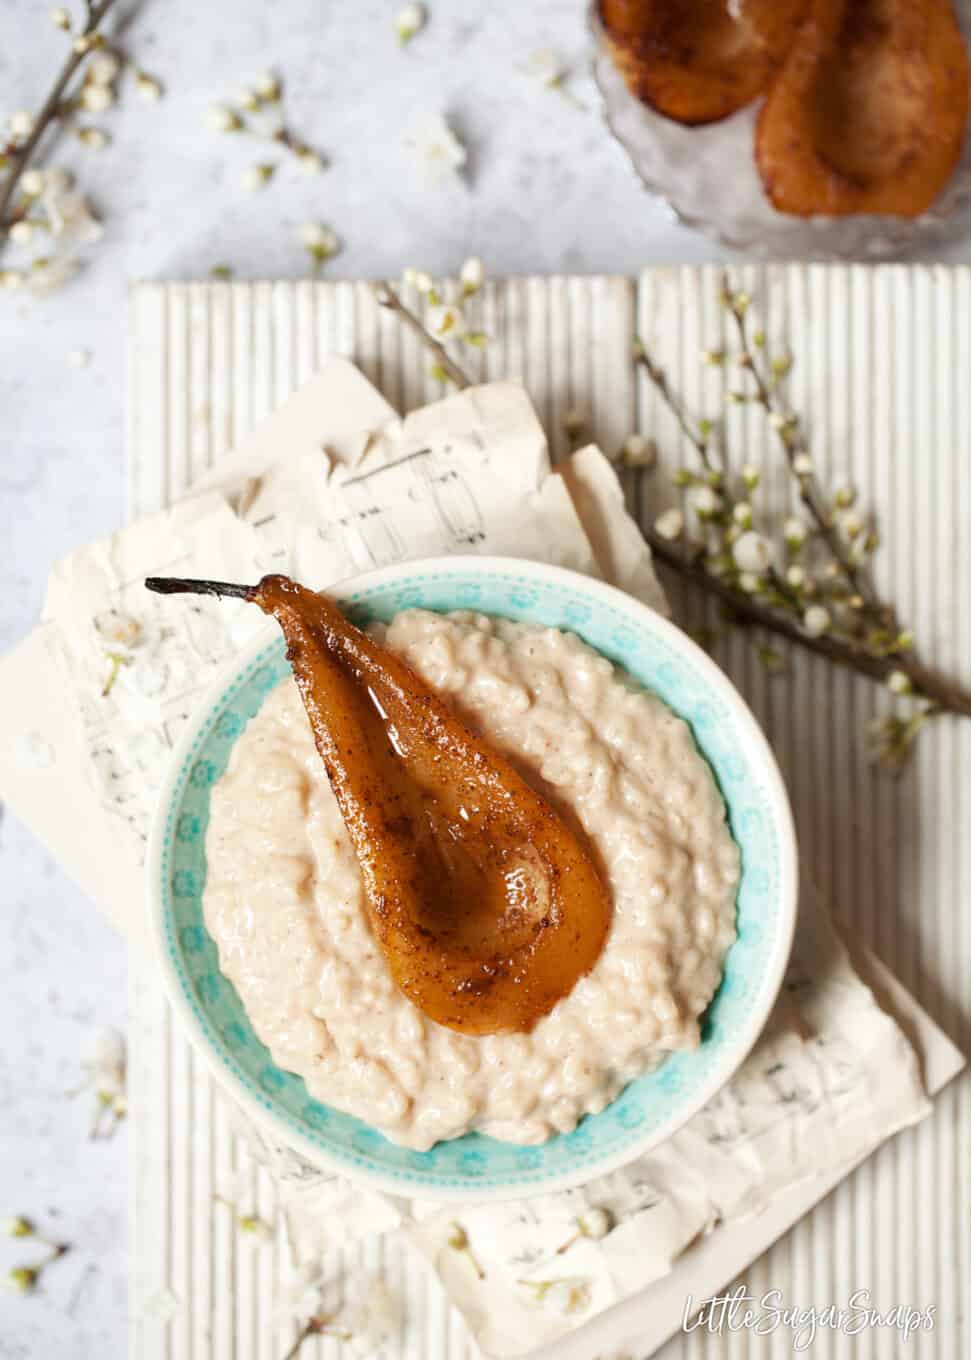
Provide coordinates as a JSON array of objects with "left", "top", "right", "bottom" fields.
[{"left": 128, "top": 267, "right": 970, "bottom": 1359}]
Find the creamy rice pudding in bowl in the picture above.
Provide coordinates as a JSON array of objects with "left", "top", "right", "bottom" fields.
[{"left": 147, "top": 556, "right": 797, "bottom": 1201}]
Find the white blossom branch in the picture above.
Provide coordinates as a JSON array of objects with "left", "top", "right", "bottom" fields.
[{"left": 0, "top": 0, "right": 119, "bottom": 236}]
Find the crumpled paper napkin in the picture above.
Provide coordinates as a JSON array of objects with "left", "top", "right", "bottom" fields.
[{"left": 0, "top": 369, "right": 945, "bottom": 1357}]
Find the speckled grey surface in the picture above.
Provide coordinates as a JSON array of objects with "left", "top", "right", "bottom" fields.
[{"left": 1, "top": 2, "right": 969, "bottom": 1356}]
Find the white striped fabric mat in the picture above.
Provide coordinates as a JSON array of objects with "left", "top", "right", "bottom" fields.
[{"left": 128, "top": 267, "right": 970, "bottom": 1359}]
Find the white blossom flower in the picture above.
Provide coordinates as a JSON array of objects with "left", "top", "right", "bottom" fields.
[
  {"left": 803, "top": 605, "right": 831, "bottom": 637},
  {"left": 542, "top": 1276, "right": 593, "bottom": 1317},
  {"left": 214, "top": 1171, "right": 275, "bottom": 1245},
  {"left": 740, "top": 463, "right": 760, "bottom": 488},
  {"left": 275, "top": 1262, "right": 330, "bottom": 1329},
  {"left": 27, "top": 255, "right": 79, "bottom": 294},
  {"left": 208, "top": 104, "right": 242, "bottom": 133},
  {"left": 135, "top": 72, "right": 163, "bottom": 102},
  {"left": 403, "top": 268, "right": 434, "bottom": 294},
  {"left": 621, "top": 433, "right": 656, "bottom": 469},
  {"left": 526, "top": 48, "right": 566, "bottom": 88},
  {"left": 654, "top": 508, "right": 684, "bottom": 541},
  {"left": 254, "top": 70, "right": 281, "bottom": 101},
  {"left": 45, "top": 166, "right": 73, "bottom": 193},
  {"left": 738, "top": 572, "right": 761, "bottom": 594},
  {"left": 241, "top": 163, "right": 275, "bottom": 191},
  {"left": 238, "top": 1214, "right": 274, "bottom": 1244},
  {"left": 82, "top": 1028, "right": 126, "bottom": 1099},
  {"left": 20, "top": 169, "right": 46, "bottom": 196},
  {"left": 783, "top": 516, "right": 809, "bottom": 546},
  {"left": 252, "top": 101, "right": 285, "bottom": 138},
  {"left": 430, "top": 303, "right": 465, "bottom": 338},
  {"left": 298, "top": 223, "right": 340, "bottom": 263},
  {"left": 237, "top": 87, "right": 260, "bottom": 111},
  {"left": 732, "top": 501, "right": 752, "bottom": 526},
  {"left": 344, "top": 1278, "right": 403, "bottom": 1355},
  {"left": 50, "top": 6, "right": 71, "bottom": 29},
  {"left": 81, "top": 83, "right": 115, "bottom": 113},
  {"left": 887, "top": 670, "right": 912, "bottom": 695},
  {"left": 8, "top": 111, "right": 33, "bottom": 140},
  {"left": 45, "top": 191, "right": 103, "bottom": 242},
  {"left": 577, "top": 1207, "right": 612, "bottom": 1240},
  {"left": 3, "top": 1217, "right": 34, "bottom": 1238},
  {"left": 840, "top": 510, "right": 863, "bottom": 539},
  {"left": 690, "top": 485, "right": 723, "bottom": 518},
  {"left": 73, "top": 1027, "right": 127, "bottom": 1133},
  {"left": 94, "top": 610, "right": 143, "bottom": 651},
  {"left": 460, "top": 255, "right": 485, "bottom": 293},
  {"left": 407, "top": 113, "right": 467, "bottom": 184},
  {"left": 7, "top": 1266, "right": 40, "bottom": 1294},
  {"left": 8, "top": 220, "right": 35, "bottom": 245},
  {"left": 0, "top": 269, "right": 24, "bottom": 290},
  {"left": 89, "top": 50, "right": 121, "bottom": 84},
  {"left": 395, "top": 2, "right": 427, "bottom": 45},
  {"left": 786, "top": 564, "right": 806, "bottom": 589},
  {"left": 732, "top": 530, "right": 773, "bottom": 575},
  {"left": 297, "top": 149, "right": 325, "bottom": 175},
  {"left": 77, "top": 126, "right": 109, "bottom": 150},
  {"left": 793, "top": 453, "right": 813, "bottom": 477}
]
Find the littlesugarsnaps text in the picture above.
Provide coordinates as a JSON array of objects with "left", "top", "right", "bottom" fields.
[{"left": 682, "top": 1286, "right": 936, "bottom": 1351}]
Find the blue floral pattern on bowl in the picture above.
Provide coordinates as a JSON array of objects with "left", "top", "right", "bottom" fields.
[{"left": 153, "top": 562, "right": 794, "bottom": 1198}]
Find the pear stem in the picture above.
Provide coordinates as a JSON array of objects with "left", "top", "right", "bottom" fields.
[{"left": 144, "top": 576, "right": 256, "bottom": 601}]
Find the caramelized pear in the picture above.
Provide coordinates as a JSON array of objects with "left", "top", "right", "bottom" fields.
[
  {"left": 756, "top": 0, "right": 970, "bottom": 217},
  {"left": 146, "top": 574, "right": 612, "bottom": 1036},
  {"left": 600, "top": 0, "right": 808, "bottom": 125}
]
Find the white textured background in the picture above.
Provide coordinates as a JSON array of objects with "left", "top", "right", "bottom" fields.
[{"left": 1, "top": 2, "right": 970, "bottom": 1358}]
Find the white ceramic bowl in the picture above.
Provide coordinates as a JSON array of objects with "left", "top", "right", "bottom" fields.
[{"left": 147, "top": 556, "right": 798, "bottom": 1201}]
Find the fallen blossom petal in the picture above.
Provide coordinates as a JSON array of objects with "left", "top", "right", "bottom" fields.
[
  {"left": 395, "top": 2, "right": 427, "bottom": 44},
  {"left": 241, "top": 164, "right": 275, "bottom": 191},
  {"left": 136, "top": 72, "right": 164, "bottom": 102},
  {"left": 407, "top": 113, "right": 467, "bottom": 183},
  {"left": 208, "top": 105, "right": 242, "bottom": 133}
]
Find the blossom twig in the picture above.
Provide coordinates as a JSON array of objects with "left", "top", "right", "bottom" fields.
[
  {"left": 720, "top": 274, "right": 886, "bottom": 622},
  {"left": 633, "top": 341, "right": 717, "bottom": 474},
  {"left": 0, "top": 0, "right": 118, "bottom": 236},
  {"left": 373, "top": 281, "right": 472, "bottom": 388},
  {"left": 377, "top": 268, "right": 971, "bottom": 762},
  {"left": 643, "top": 529, "right": 971, "bottom": 718}
]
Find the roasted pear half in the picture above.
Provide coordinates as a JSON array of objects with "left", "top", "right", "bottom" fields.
[
  {"left": 600, "top": 0, "right": 807, "bottom": 125},
  {"left": 146, "top": 574, "right": 612, "bottom": 1036},
  {"left": 756, "top": 0, "right": 970, "bottom": 218}
]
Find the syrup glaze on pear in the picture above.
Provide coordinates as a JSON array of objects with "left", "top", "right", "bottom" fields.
[
  {"left": 600, "top": 0, "right": 808, "bottom": 125},
  {"left": 756, "top": 0, "right": 969, "bottom": 217},
  {"left": 146, "top": 574, "right": 612, "bottom": 1035}
]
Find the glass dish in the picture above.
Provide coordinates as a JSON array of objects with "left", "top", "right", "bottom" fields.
[{"left": 589, "top": 2, "right": 971, "bottom": 259}]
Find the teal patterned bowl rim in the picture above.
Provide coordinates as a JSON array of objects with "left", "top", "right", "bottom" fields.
[{"left": 147, "top": 556, "right": 798, "bottom": 1202}]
